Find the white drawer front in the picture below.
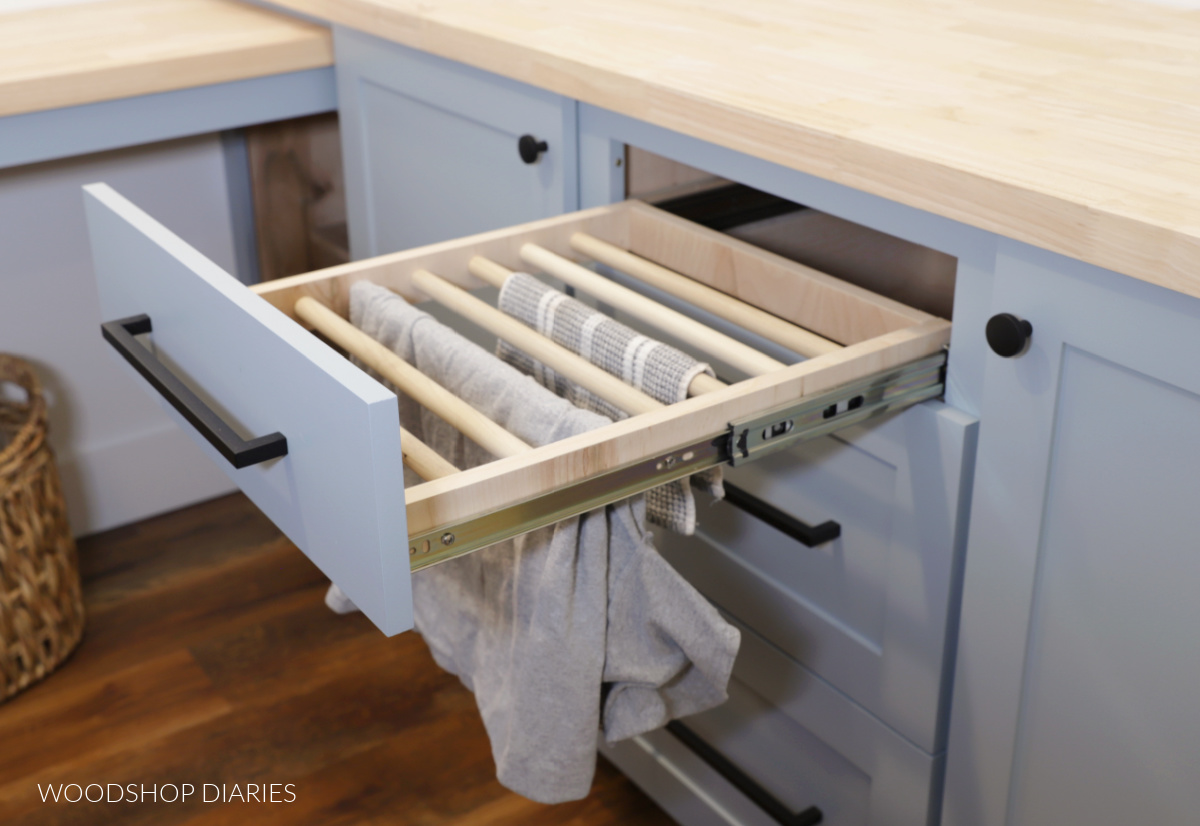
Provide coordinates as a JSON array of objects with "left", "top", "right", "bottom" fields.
[{"left": 84, "top": 183, "right": 411, "bottom": 635}]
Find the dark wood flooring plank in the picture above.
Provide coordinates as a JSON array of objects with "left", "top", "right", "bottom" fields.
[
  {"left": 77, "top": 493, "right": 282, "bottom": 590},
  {"left": 0, "top": 649, "right": 231, "bottom": 790},
  {"left": 0, "top": 494, "right": 673, "bottom": 826}
]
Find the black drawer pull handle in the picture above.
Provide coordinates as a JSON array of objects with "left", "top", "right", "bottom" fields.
[
  {"left": 517, "top": 134, "right": 549, "bottom": 164},
  {"left": 101, "top": 314, "right": 288, "bottom": 469},
  {"left": 666, "top": 721, "right": 823, "bottom": 826},
  {"left": 722, "top": 483, "right": 840, "bottom": 547}
]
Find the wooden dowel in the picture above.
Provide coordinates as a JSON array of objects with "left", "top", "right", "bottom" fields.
[
  {"left": 688, "top": 373, "right": 725, "bottom": 394},
  {"left": 468, "top": 255, "right": 511, "bottom": 289},
  {"left": 400, "top": 426, "right": 459, "bottom": 480},
  {"left": 519, "top": 244, "right": 787, "bottom": 377},
  {"left": 469, "top": 256, "right": 729, "bottom": 397},
  {"left": 570, "top": 232, "right": 842, "bottom": 358},
  {"left": 294, "top": 296, "right": 532, "bottom": 459},
  {"left": 412, "top": 269, "right": 663, "bottom": 416}
]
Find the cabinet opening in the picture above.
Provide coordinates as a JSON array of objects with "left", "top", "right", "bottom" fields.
[{"left": 625, "top": 147, "right": 958, "bottom": 320}]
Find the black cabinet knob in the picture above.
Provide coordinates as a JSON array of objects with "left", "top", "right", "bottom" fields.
[
  {"left": 518, "top": 134, "right": 548, "bottom": 164},
  {"left": 986, "top": 313, "right": 1033, "bottom": 358}
]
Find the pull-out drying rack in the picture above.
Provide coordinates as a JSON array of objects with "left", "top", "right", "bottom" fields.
[
  {"left": 86, "top": 187, "right": 950, "bottom": 634},
  {"left": 251, "top": 201, "right": 950, "bottom": 569}
]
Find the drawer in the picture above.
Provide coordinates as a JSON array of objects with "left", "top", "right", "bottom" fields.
[
  {"left": 660, "top": 402, "right": 977, "bottom": 752},
  {"left": 600, "top": 617, "right": 943, "bottom": 826},
  {"left": 83, "top": 187, "right": 950, "bottom": 637}
]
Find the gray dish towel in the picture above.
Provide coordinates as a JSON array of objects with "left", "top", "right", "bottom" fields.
[
  {"left": 347, "top": 281, "right": 740, "bottom": 804},
  {"left": 496, "top": 271, "right": 724, "bottom": 535}
]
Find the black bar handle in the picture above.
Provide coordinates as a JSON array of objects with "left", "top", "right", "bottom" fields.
[
  {"left": 666, "top": 721, "right": 823, "bottom": 826},
  {"left": 722, "top": 482, "right": 840, "bottom": 547},
  {"left": 101, "top": 314, "right": 287, "bottom": 469}
]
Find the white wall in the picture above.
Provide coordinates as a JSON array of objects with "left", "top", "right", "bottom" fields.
[{"left": 0, "top": 135, "right": 240, "bottom": 535}]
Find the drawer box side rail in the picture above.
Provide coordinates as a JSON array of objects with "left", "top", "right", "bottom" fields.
[
  {"left": 253, "top": 200, "right": 935, "bottom": 344},
  {"left": 406, "top": 352, "right": 945, "bottom": 569}
]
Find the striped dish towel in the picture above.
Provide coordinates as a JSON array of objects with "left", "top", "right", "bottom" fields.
[{"left": 496, "top": 271, "right": 724, "bottom": 535}]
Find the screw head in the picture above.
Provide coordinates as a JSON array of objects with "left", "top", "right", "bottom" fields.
[{"left": 440, "top": 533, "right": 456, "bottom": 546}]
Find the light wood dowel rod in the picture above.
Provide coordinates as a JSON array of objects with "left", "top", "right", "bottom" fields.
[
  {"left": 468, "top": 256, "right": 727, "bottom": 397},
  {"left": 519, "top": 244, "right": 787, "bottom": 376},
  {"left": 412, "top": 269, "right": 662, "bottom": 416},
  {"left": 468, "top": 256, "right": 511, "bottom": 290},
  {"left": 688, "top": 373, "right": 725, "bottom": 395},
  {"left": 294, "top": 296, "right": 532, "bottom": 459},
  {"left": 400, "top": 426, "right": 459, "bottom": 480},
  {"left": 570, "top": 233, "right": 843, "bottom": 358}
]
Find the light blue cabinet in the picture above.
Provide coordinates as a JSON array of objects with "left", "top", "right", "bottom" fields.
[
  {"left": 943, "top": 240, "right": 1200, "bottom": 826},
  {"left": 300, "top": 23, "right": 1200, "bottom": 825},
  {"left": 334, "top": 27, "right": 578, "bottom": 259}
]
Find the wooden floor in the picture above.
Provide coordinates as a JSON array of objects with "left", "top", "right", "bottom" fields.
[{"left": 0, "top": 494, "right": 674, "bottom": 825}]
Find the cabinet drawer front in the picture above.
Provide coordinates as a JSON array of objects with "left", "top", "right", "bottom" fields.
[
  {"left": 602, "top": 618, "right": 941, "bottom": 826},
  {"left": 336, "top": 27, "right": 577, "bottom": 258},
  {"left": 662, "top": 402, "right": 977, "bottom": 752},
  {"left": 84, "top": 183, "right": 411, "bottom": 635}
]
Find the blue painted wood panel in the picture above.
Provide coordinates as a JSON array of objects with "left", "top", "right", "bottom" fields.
[
  {"left": 84, "top": 184, "right": 411, "bottom": 636},
  {"left": 603, "top": 615, "right": 943, "bottom": 826},
  {"left": 660, "top": 401, "right": 977, "bottom": 754},
  {"left": 944, "top": 239, "right": 1200, "bottom": 826},
  {"left": 335, "top": 27, "right": 578, "bottom": 259}
]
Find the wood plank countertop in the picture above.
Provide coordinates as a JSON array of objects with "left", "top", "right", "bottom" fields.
[
  {"left": 0, "top": 0, "right": 332, "bottom": 120},
  {"left": 259, "top": 0, "right": 1200, "bottom": 299}
]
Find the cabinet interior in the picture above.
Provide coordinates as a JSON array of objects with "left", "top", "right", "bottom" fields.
[{"left": 627, "top": 147, "right": 958, "bottom": 320}]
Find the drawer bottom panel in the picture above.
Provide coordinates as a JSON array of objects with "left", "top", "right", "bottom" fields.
[{"left": 601, "top": 618, "right": 942, "bottom": 826}]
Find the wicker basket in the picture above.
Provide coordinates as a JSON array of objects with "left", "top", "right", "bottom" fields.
[{"left": 0, "top": 355, "right": 84, "bottom": 702}]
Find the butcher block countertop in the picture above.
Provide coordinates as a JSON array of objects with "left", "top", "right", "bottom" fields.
[
  {"left": 260, "top": 0, "right": 1200, "bottom": 299},
  {"left": 0, "top": 0, "right": 332, "bottom": 119}
]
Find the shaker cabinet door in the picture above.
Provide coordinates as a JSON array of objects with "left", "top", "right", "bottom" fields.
[
  {"left": 943, "top": 239, "right": 1200, "bottom": 826},
  {"left": 335, "top": 27, "right": 578, "bottom": 260}
]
